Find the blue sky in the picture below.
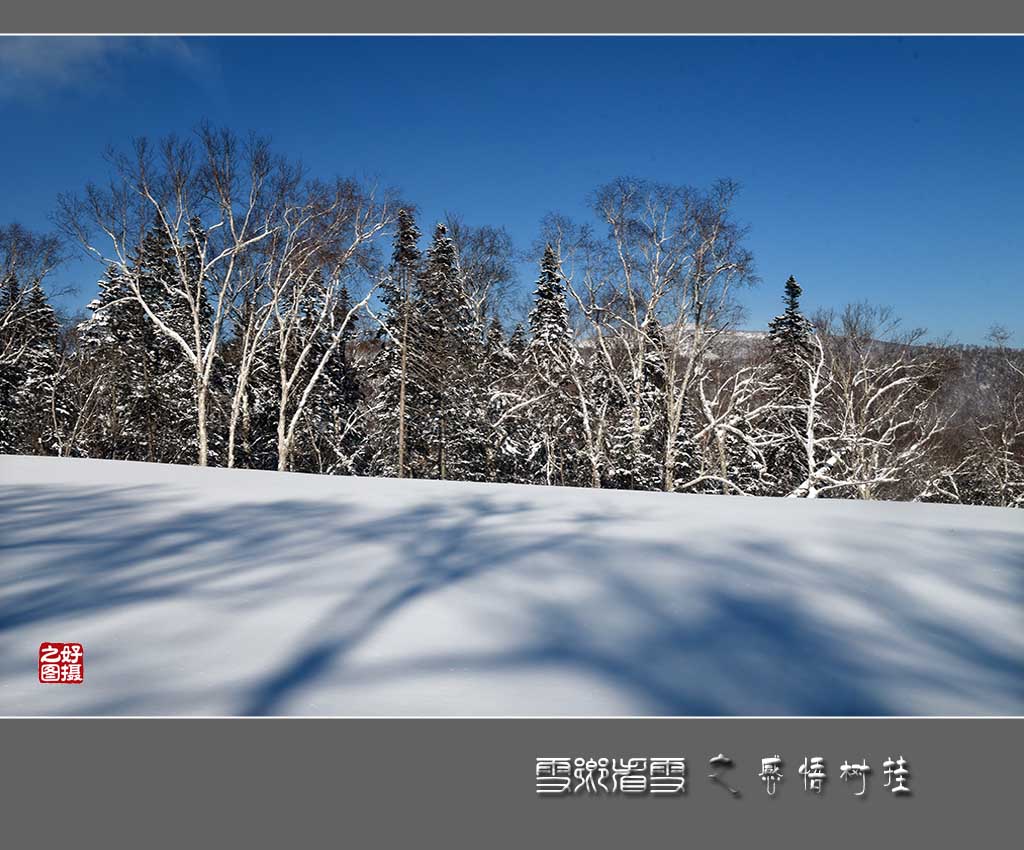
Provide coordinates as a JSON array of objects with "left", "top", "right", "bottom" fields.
[{"left": 1, "top": 36, "right": 1021, "bottom": 344}]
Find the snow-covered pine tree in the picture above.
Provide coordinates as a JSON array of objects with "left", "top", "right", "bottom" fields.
[
  {"left": 768, "top": 276, "right": 814, "bottom": 372},
  {"left": 139, "top": 224, "right": 206, "bottom": 463},
  {"left": 482, "top": 316, "right": 528, "bottom": 482},
  {"left": 509, "top": 322, "right": 528, "bottom": 360},
  {"left": 499, "top": 321, "right": 535, "bottom": 483},
  {"left": 76, "top": 224, "right": 207, "bottom": 463},
  {"left": 131, "top": 225, "right": 185, "bottom": 462},
  {"left": 764, "top": 275, "right": 815, "bottom": 495},
  {"left": 454, "top": 321, "right": 491, "bottom": 483},
  {"left": 410, "top": 223, "right": 487, "bottom": 480},
  {"left": 605, "top": 392, "right": 636, "bottom": 487},
  {"left": 529, "top": 246, "right": 573, "bottom": 355},
  {"left": 411, "top": 223, "right": 460, "bottom": 479},
  {"left": 365, "top": 208, "right": 424, "bottom": 478},
  {"left": 722, "top": 427, "right": 769, "bottom": 495},
  {"left": 17, "top": 284, "right": 67, "bottom": 455},
  {"left": 0, "top": 273, "right": 27, "bottom": 452},
  {"left": 607, "top": 315, "right": 669, "bottom": 491},
  {"left": 525, "top": 245, "right": 585, "bottom": 486},
  {"left": 670, "top": 396, "right": 703, "bottom": 491},
  {"left": 76, "top": 263, "right": 143, "bottom": 459}
]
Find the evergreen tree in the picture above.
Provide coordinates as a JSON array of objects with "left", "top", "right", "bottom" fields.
[
  {"left": 482, "top": 316, "right": 528, "bottom": 482},
  {"left": 508, "top": 323, "right": 528, "bottom": 360},
  {"left": 134, "top": 224, "right": 198, "bottom": 463},
  {"left": 413, "top": 223, "right": 487, "bottom": 480},
  {"left": 670, "top": 399, "right": 702, "bottom": 490},
  {"left": 76, "top": 223, "right": 208, "bottom": 463},
  {"left": 767, "top": 275, "right": 814, "bottom": 379},
  {"left": 607, "top": 316, "right": 669, "bottom": 491},
  {"left": 529, "top": 246, "right": 574, "bottom": 356},
  {"left": 240, "top": 320, "right": 282, "bottom": 470},
  {"left": 722, "top": 429, "right": 768, "bottom": 495},
  {"left": 525, "top": 245, "right": 584, "bottom": 485},
  {"left": 0, "top": 273, "right": 26, "bottom": 452},
  {"left": 77, "top": 264, "right": 141, "bottom": 458},
  {"left": 764, "top": 275, "right": 815, "bottom": 495},
  {"left": 366, "top": 209, "right": 423, "bottom": 477},
  {"left": 18, "top": 285, "right": 66, "bottom": 454},
  {"left": 0, "top": 272, "right": 18, "bottom": 313}
]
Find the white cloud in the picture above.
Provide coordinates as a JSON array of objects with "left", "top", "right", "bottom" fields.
[{"left": 0, "top": 36, "right": 207, "bottom": 100}]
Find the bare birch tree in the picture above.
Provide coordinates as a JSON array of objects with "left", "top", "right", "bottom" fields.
[
  {"left": 540, "top": 178, "right": 756, "bottom": 490},
  {"left": 58, "top": 125, "right": 281, "bottom": 465}
]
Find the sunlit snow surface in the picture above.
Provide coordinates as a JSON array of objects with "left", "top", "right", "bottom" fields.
[{"left": 1, "top": 455, "right": 1021, "bottom": 715}]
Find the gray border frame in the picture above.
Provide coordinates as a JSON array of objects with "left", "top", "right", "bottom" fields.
[
  {"left": 2, "top": 718, "right": 1020, "bottom": 847},
  {"left": 2, "top": 1, "right": 1024, "bottom": 34}
]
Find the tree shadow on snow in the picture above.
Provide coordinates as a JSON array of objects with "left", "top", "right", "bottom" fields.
[{"left": 0, "top": 479, "right": 1021, "bottom": 716}]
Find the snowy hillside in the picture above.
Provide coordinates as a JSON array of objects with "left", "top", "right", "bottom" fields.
[{"left": 1, "top": 455, "right": 1021, "bottom": 716}]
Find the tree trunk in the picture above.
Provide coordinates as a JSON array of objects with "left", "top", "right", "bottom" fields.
[
  {"left": 196, "top": 382, "right": 209, "bottom": 467},
  {"left": 397, "top": 306, "right": 409, "bottom": 478}
]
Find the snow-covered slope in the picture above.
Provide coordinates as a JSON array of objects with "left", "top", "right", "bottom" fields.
[{"left": 1, "top": 455, "right": 1021, "bottom": 716}]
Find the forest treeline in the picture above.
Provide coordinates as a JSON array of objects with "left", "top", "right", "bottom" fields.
[{"left": 1, "top": 127, "right": 1021, "bottom": 507}]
